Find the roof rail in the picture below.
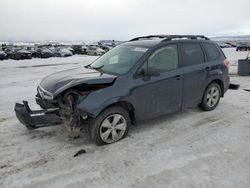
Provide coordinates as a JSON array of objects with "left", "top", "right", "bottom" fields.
[{"left": 129, "top": 35, "right": 210, "bottom": 42}]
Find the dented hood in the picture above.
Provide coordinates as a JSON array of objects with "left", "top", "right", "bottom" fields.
[{"left": 39, "top": 68, "right": 117, "bottom": 96}]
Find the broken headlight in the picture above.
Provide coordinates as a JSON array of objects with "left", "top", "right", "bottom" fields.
[{"left": 37, "top": 85, "right": 53, "bottom": 100}]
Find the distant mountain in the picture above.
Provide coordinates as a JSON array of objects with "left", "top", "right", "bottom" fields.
[
  {"left": 211, "top": 35, "right": 250, "bottom": 42},
  {"left": 1, "top": 36, "right": 249, "bottom": 45}
]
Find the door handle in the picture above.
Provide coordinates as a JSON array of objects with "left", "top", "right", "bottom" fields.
[
  {"left": 174, "top": 75, "right": 181, "bottom": 80},
  {"left": 205, "top": 67, "right": 211, "bottom": 71}
]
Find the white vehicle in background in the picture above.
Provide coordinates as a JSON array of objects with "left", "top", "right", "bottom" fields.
[
  {"left": 0, "top": 50, "right": 7, "bottom": 60},
  {"left": 100, "top": 45, "right": 113, "bottom": 52},
  {"left": 96, "top": 47, "right": 105, "bottom": 55},
  {"left": 86, "top": 46, "right": 105, "bottom": 56},
  {"left": 56, "top": 48, "right": 73, "bottom": 57},
  {"left": 66, "top": 47, "right": 74, "bottom": 54}
]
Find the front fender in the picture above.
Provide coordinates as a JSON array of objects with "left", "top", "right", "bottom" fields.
[{"left": 76, "top": 89, "right": 126, "bottom": 118}]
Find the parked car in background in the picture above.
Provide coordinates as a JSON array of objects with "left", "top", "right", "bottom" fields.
[
  {"left": 0, "top": 41, "right": 117, "bottom": 60},
  {"left": 55, "top": 48, "right": 73, "bottom": 57},
  {"left": 87, "top": 46, "right": 105, "bottom": 56},
  {"left": 72, "top": 45, "right": 87, "bottom": 54},
  {"left": 236, "top": 44, "right": 250, "bottom": 51},
  {"left": 4, "top": 48, "right": 15, "bottom": 59},
  {"left": 10, "top": 49, "right": 32, "bottom": 60},
  {"left": 33, "top": 48, "right": 54, "bottom": 58},
  {"left": 15, "top": 35, "right": 230, "bottom": 145},
  {"left": 219, "top": 43, "right": 232, "bottom": 48},
  {"left": 100, "top": 45, "right": 113, "bottom": 52},
  {"left": 0, "top": 50, "right": 7, "bottom": 60},
  {"left": 95, "top": 47, "right": 106, "bottom": 55},
  {"left": 98, "top": 40, "right": 116, "bottom": 46}
]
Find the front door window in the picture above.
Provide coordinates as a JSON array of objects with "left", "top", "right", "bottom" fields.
[{"left": 148, "top": 44, "right": 178, "bottom": 72}]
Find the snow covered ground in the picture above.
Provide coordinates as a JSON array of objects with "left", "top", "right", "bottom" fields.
[{"left": 0, "top": 49, "right": 250, "bottom": 188}]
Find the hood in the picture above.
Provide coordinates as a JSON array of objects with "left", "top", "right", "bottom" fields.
[{"left": 39, "top": 67, "right": 117, "bottom": 97}]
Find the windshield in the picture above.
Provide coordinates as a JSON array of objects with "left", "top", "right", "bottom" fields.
[{"left": 90, "top": 45, "right": 148, "bottom": 75}]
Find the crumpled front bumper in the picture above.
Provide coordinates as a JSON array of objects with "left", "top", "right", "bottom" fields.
[{"left": 15, "top": 101, "right": 62, "bottom": 129}]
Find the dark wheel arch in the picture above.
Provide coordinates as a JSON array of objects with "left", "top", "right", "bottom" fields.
[
  {"left": 199, "top": 82, "right": 221, "bottom": 111},
  {"left": 205, "top": 79, "right": 224, "bottom": 97},
  {"left": 88, "top": 105, "right": 131, "bottom": 145},
  {"left": 97, "top": 101, "right": 135, "bottom": 125},
  {"left": 212, "top": 79, "right": 224, "bottom": 97}
]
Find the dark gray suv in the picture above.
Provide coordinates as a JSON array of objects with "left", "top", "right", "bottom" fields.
[{"left": 15, "top": 35, "right": 230, "bottom": 145}]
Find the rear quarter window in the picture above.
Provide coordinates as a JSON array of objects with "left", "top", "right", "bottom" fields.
[
  {"left": 203, "top": 43, "right": 221, "bottom": 61},
  {"left": 181, "top": 43, "right": 205, "bottom": 66}
]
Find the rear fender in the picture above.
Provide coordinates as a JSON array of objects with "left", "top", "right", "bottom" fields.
[
  {"left": 208, "top": 69, "right": 223, "bottom": 77},
  {"left": 203, "top": 76, "right": 225, "bottom": 97}
]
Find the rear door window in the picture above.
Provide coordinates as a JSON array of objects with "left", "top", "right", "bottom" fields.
[
  {"left": 202, "top": 43, "right": 221, "bottom": 61},
  {"left": 181, "top": 43, "right": 205, "bottom": 66}
]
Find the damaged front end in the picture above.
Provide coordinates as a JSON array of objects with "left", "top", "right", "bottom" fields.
[
  {"left": 15, "top": 101, "right": 62, "bottom": 129},
  {"left": 57, "top": 90, "right": 89, "bottom": 132},
  {"left": 15, "top": 83, "right": 113, "bottom": 131},
  {"left": 15, "top": 67, "right": 117, "bottom": 131},
  {"left": 14, "top": 90, "right": 89, "bottom": 131}
]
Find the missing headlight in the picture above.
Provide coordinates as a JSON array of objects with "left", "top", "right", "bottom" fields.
[{"left": 38, "top": 85, "right": 53, "bottom": 100}]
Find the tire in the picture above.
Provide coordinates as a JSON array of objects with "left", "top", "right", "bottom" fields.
[
  {"left": 88, "top": 106, "right": 130, "bottom": 145},
  {"left": 199, "top": 82, "right": 221, "bottom": 111}
]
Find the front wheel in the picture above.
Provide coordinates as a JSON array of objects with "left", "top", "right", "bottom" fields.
[
  {"left": 199, "top": 83, "right": 221, "bottom": 111},
  {"left": 88, "top": 106, "right": 130, "bottom": 145}
]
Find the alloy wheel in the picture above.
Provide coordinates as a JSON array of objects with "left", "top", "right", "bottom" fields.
[
  {"left": 206, "top": 86, "right": 219, "bottom": 107},
  {"left": 99, "top": 114, "right": 127, "bottom": 143}
]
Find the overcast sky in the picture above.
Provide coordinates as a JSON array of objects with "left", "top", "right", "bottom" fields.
[{"left": 0, "top": 0, "right": 250, "bottom": 42}]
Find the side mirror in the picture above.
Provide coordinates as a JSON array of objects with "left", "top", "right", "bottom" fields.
[
  {"left": 142, "top": 68, "right": 160, "bottom": 81},
  {"left": 148, "top": 68, "right": 160, "bottom": 77}
]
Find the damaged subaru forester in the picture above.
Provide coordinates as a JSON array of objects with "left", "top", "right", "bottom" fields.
[{"left": 15, "top": 35, "right": 230, "bottom": 145}]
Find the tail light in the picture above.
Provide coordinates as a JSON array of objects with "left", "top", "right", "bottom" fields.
[{"left": 223, "top": 59, "right": 230, "bottom": 69}]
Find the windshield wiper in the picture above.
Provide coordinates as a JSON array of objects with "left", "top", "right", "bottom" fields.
[
  {"left": 84, "top": 64, "right": 91, "bottom": 69},
  {"left": 84, "top": 64, "right": 104, "bottom": 73},
  {"left": 91, "top": 65, "right": 104, "bottom": 70}
]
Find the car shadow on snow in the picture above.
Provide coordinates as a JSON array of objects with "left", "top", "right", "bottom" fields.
[
  {"left": 18, "top": 105, "right": 225, "bottom": 154},
  {"left": 129, "top": 107, "right": 201, "bottom": 133}
]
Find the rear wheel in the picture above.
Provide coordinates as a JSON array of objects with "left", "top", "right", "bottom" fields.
[
  {"left": 89, "top": 106, "right": 130, "bottom": 145},
  {"left": 199, "top": 83, "right": 221, "bottom": 111}
]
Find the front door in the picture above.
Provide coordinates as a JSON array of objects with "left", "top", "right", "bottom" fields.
[{"left": 130, "top": 44, "right": 183, "bottom": 120}]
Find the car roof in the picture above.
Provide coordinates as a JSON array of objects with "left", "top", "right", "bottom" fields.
[
  {"left": 122, "top": 35, "right": 212, "bottom": 48},
  {"left": 122, "top": 39, "right": 162, "bottom": 48}
]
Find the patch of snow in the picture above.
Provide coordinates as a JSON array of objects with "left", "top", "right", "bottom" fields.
[
  {"left": 41, "top": 48, "right": 53, "bottom": 54},
  {"left": 16, "top": 49, "right": 31, "bottom": 54},
  {"left": 223, "top": 48, "right": 248, "bottom": 65}
]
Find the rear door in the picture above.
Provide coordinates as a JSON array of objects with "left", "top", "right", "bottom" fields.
[
  {"left": 202, "top": 42, "right": 229, "bottom": 93},
  {"left": 180, "top": 42, "right": 209, "bottom": 108}
]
